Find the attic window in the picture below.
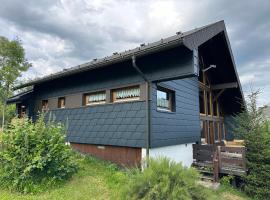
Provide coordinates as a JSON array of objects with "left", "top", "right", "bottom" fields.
[
  {"left": 157, "top": 86, "right": 175, "bottom": 112},
  {"left": 112, "top": 86, "right": 140, "bottom": 102},
  {"left": 58, "top": 97, "right": 65, "bottom": 108},
  {"left": 84, "top": 91, "right": 106, "bottom": 106},
  {"left": 41, "top": 100, "right": 48, "bottom": 111}
]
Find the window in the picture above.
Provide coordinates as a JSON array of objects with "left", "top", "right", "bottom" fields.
[
  {"left": 58, "top": 97, "right": 65, "bottom": 108},
  {"left": 157, "top": 86, "right": 175, "bottom": 112},
  {"left": 18, "top": 103, "right": 26, "bottom": 118},
  {"left": 41, "top": 100, "right": 48, "bottom": 111},
  {"left": 83, "top": 91, "right": 106, "bottom": 106},
  {"left": 112, "top": 86, "right": 140, "bottom": 102}
]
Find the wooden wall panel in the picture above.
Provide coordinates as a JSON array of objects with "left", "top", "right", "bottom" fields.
[{"left": 71, "top": 143, "right": 142, "bottom": 168}]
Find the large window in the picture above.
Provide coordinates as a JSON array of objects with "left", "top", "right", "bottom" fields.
[
  {"left": 112, "top": 86, "right": 140, "bottom": 102},
  {"left": 157, "top": 86, "right": 175, "bottom": 112},
  {"left": 83, "top": 91, "right": 106, "bottom": 106},
  {"left": 41, "top": 99, "right": 48, "bottom": 111},
  {"left": 58, "top": 97, "right": 65, "bottom": 108}
]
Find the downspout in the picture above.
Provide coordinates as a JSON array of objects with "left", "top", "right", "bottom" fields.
[{"left": 131, "top": 55, "right": 151, "bottom": 162}]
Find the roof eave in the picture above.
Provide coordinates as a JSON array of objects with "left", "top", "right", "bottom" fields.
[{"left": 14, "top": 38, "right": 184, "bottom": 90}]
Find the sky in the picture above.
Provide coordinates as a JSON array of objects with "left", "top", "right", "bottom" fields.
[{"left": 0, "top": 0, "right": 269, "bottom": 105}]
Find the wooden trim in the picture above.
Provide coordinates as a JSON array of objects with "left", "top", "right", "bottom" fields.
[
  {"left": 212, "top": 82, "right": 238, "bottom": 90},
  {"left": 200, "top": 114, "right": 224, "bottom": 121}
]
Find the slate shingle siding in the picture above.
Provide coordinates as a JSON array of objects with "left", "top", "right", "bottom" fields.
[
  {"left": 29, "top": 47, "right": 198, "bottom": 149},
  {"left": 48, "top": 101, "right": 146, "bottom": 148},
  {"left": 151, "top": 77, "right": 201, "bottom": 147}
]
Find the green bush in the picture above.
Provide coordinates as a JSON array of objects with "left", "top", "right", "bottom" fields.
[
  {"left": 220, "top": 175, "right": 234, "bottom": 187},
  {"left": 233, "top": 91, "right": 270, "bottom": 199},
  {"left": 244, "top": 121, "right": 270, "bottom": 199},
  {"left": 0, "top": 114, "right": 78, "bottom": 193},
  {"left": 124, "top": 157, "right": 210, "bottom": 200}
]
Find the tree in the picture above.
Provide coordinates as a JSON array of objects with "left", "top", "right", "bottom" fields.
[
  {"left": 0, "top": 36, "right": 31, "bottom": 130},
  {"left": 233, "top": 90, "right": 265, "bottom": 139},
  {"left": 233, "top": 91, "right": 270, "bottom": 199}
]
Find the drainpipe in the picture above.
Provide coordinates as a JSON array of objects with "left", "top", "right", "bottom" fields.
[{"left": 131, "top": 55, "right": 151, "bottom": 162}]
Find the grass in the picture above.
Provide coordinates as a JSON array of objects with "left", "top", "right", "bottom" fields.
[
  {"left": 0, "top": 154, "right": 251, "bottom": 200},
  {"left": 0, "top": 155, "right": 128, "bottom": 200}
]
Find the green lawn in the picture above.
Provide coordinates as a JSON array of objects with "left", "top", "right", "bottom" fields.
[{"left": 0, "top": 155, "right": 251, "bottom": 200}]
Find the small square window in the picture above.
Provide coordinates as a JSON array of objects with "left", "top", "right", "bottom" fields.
[
  {"left": 157, "top": 86, "right": 175, "bottom": 112},
  {"left": 83, "top": 91, "right": 106, "bottom": 106},
  {"left": 58, "top": 97, "right": 65, "bottom": 108},
  {"left": 41, "top": 100, "right": 48, "bottom": 111},
  {"left": 112, "top": 86, "right": 140, "bottom": 103}
]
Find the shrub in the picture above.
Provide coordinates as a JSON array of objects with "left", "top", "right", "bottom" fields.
[
  {"left": 244, "top": 121, "right": 270, "bottom": 199},
  {"left": 220, "top": 175, "right": 234, "bottom": 187},
  {"left": 0, "top": 114, "right": 78, "bottom": 193},
  {"left": 124, "top": 157, "right": 210, "bottom": 200}
]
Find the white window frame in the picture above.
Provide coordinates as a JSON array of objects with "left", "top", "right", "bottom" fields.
[{"left": 156, "top": 86, "right": 175, "bottom": 112}]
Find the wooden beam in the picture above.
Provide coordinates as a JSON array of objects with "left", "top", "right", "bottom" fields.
[
  {"left": 212, "top": 82, "right": 238, "bottom": 90},
  {"left": 214, "top": 89, "right": 225, "bottom": 102},
  {"left": 200, "top": 114, "right": 224, "bottom": 122},
  {"left": 199, "top": 81, "right": 210, "bottom": 91}
]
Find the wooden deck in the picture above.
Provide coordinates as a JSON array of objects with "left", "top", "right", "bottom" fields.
[{"left": 192, "top": 144, "right": 246, "bottom": 182}]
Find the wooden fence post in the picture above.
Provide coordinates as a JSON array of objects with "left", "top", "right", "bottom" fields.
[{"left": 213, "top": 146, "right": 220, "bottom": 182}]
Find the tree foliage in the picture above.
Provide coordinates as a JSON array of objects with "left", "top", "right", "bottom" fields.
[
  {"left": 0, "top": 36, "right": 31, "bottom": 91},
  {"left": 0, "top": 36, "right": 31, "bottom": 128},
  {"left": 0, "top": 114, "right": 78, "bottom": 193},
  {"left": 232, "top": 90, "right": 266, "bottom": 139},
  {"left": 233, "top": 91, "right": 270, "bottom": 199}
]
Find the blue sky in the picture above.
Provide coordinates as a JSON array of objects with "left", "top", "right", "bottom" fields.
[{"left": 0, "top": 0, "right": 269, "bottom": 105}]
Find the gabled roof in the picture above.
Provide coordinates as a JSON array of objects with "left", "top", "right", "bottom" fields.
[
  {"left": 6, "top": 89, "right": 33, "bottom": 104},
  {"left": 15, "top": 20, "right": 233, "bottom": 89}
]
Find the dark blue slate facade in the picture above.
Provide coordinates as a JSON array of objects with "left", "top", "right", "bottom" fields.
[
  {"left": 48, "top": 101, "right": 146, "bottom": 147},
  {"left": 151, "top": 77, "right": 201, "bottom": 148},
  {"left": 24, "top": 46, "right": 202, "bottom": 149}
]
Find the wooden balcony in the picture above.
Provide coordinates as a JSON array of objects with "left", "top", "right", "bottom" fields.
[{"left": 192, "top": 143, "right": 246, "bottom": 182}]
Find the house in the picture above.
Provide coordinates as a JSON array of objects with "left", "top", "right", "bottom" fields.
[{"left": 7, "top": 21, "right": 244, "bottom": 168}]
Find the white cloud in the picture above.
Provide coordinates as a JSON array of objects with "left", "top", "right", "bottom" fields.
[{"left": 239, "top": 74, "right": 256, "bottom": 86}]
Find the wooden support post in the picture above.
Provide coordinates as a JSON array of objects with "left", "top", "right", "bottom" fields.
[
  {"left": 209, "top": 91, "right": 214, "bottom": 144},
  {"left": 213, "top": 147, "right": 220, "bottom": 182},
  {"left": 203, "top": 72, "right": 209, "bottom": 144},
  {"left": 217, "top": 102, "right": 222, "bottom": 142}
]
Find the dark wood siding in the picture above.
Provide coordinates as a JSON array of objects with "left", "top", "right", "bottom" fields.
[{"left": 71, "top": 143, "right": 141, "bottom": 167}]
